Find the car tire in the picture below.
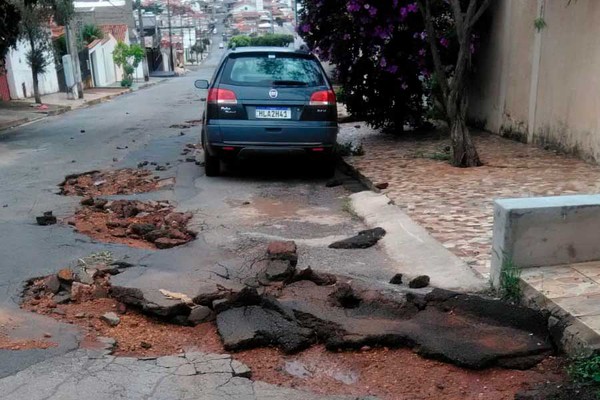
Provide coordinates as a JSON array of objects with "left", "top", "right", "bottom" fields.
[{"left": 204, "top": 152, "right": 221, "bottom": 177}]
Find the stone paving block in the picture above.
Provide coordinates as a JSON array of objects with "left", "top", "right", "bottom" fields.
[{"left": 339, "top": 124, "right": 600, "bottom": 278}]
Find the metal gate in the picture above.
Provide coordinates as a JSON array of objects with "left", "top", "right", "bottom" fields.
[{"left": 78, "top": 49, "right": 92, "bottom": 88}]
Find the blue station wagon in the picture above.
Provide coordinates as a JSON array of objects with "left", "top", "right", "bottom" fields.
[{"left": 194, "top": 46, "right": 338, "bottom": 176}]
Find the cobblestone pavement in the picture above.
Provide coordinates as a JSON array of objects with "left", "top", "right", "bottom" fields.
[{"left": 339, "top": 124, "right": 600, "bottom": 278}]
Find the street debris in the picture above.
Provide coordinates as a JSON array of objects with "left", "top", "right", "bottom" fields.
[
  {"left": 36, "top": 211, "right": 57, "bottom": 226},
  {"left": 159, "top": 289, "right": 194, "bottom": 305},
  {"left": 408, "top": 275, "right": 430, "bottom": 288},
  {"left": 101, "top": 312, "right": 121, "bottom": 327},
  {"left": 389, "top": 273, "right": 403, "bottom": 285},
  {"left": 19, "top": 246, "right": 568, "bottom": 400},
  {"left": 59, "top": 169, "right": 172, "bottom": 196},
  {"left": 329, "top": 227, "right": 386, "bottom": 249},
  {"left": 375, "top": 182, "right": 389, "bottom": 190},
  {"left": 70, "top": 199, "right": 196, "bottom": 249}
]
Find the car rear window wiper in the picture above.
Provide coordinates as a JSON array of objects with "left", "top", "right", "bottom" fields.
[{"left": 272, "top": 80, "right": 308, "bottom": 87}]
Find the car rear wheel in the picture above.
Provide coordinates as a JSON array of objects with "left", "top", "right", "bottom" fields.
[{"left": 204, "top": 152, "right": 221, "bottom": 177}]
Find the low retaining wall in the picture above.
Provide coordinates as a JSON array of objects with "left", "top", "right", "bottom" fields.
[{"left": 491, "top": 195, "right": 600, "bottom": 286}]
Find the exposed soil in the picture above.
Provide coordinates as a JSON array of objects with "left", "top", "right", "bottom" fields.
[
  {"left": 21, "top": 295, "right": 566, "bottom": 400},
  {"left": 70, "top": 199, "right": 195, "bottom": 249},
  {"left": 0, "top": 334, "right": 57, "bottom": 351},
  {"left": 59, "top": 169, "right": 172, "bottom": 196}
]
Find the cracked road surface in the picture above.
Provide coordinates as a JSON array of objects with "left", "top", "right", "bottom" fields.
[
  {"left": 0, "top": 349, "right": 372, "bottom": 400},
  {"left": 0, "top": 36, "right": 396, "bottom": 398}
]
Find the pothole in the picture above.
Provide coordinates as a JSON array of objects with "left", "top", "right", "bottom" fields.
[
  {"left": 59, "top": 169, "right": 173, "bottom": 197},
  {"left": 19, "top": 248, "right": 568, "bottom": 400},
  {"left": 67, "top": 199, "right": 196, "bottom": 249}
]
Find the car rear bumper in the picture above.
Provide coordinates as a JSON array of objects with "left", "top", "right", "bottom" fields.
[
  {"left": 207, "top": 143, "right": 334, "bottom": 160},
  {"left": 204, "top": 122, "right": 338, "bottom": 159}
]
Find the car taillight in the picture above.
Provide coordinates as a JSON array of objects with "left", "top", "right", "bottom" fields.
[
  {"left": 309, "top": 90, "right": 336, "bottom": 106},
  {"left": 207, "top": 88, "right": 238, "bottom": 104}
]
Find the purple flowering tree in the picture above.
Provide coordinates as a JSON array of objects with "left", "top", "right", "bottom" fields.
[
  {"left": 299, "top": 0, "right": 427, "bottom": 131},
  {"left": 300, "top": 0, "right": 492, "bottom": 167}
]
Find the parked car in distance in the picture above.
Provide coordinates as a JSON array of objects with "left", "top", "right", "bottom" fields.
[
  {"left": 194, "top": 46, "right": 338, "bottom": 177},
  {"left": 219, "top": 43, "right": 224, "bottom": 49}
]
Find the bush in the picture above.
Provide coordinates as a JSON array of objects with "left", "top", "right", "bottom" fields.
[{"left": 228, "top": 34, "right": 294, "bottom": 48}]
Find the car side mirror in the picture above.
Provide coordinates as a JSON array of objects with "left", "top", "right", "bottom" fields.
[{"left": 194, "top": 79, "right": 209, "bottom": 89}]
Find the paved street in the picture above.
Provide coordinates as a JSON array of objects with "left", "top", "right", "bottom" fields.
[{"left": 0, "top": 38, "right": 396, "bottom": 399}]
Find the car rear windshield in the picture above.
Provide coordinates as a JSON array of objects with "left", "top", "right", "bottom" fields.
[{"left": 221, "top": 54, "right": 326, "bottom": 87}]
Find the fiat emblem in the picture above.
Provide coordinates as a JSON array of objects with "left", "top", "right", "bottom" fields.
[{"left": 269, "top": 89, "right": 278, "bottom": 98}]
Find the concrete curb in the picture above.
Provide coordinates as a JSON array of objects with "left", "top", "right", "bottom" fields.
[
  {"left": 522, "top": 280, "right": 600, "bottom": 357},
  {"left": 349, "top": 190, "right": 487, "bottom": 293}
]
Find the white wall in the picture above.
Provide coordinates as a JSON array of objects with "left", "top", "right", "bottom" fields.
[
  {"left": 5, "top": 39, "right": 59, "bottom": 100},
  {"left": 469, "top": 0, "right": 600, "bottom": 163}
]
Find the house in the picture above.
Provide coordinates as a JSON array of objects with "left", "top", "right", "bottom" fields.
[
  {"left": 73, "top": 0, "right": 137, "bottom": 42},
  {"left": 87, "top": 33, "right": 118, "bottom": 87},
  {"left": 469, "top": 0, "right": 600, "bottom": 163},
  {"left": 3, "top": 39, "right": 60, "bottom": 100}
]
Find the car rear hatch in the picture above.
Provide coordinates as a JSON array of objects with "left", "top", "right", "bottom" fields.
[{"left": 207, "top": 51, "right": 337, "bottom": 144}]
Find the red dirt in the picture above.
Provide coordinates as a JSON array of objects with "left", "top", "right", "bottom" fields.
[
  {"left": 71, "top": 200, "right": 195, "bottom": 249},
  {"left": 0, "top": 335, "right": 57, "bottom": 351},
  {"left": 60, "top": 169, "right": 171, "bottom": 196},
  {"left": 22, "top": 295, "right": 567, "bottom": 400}
]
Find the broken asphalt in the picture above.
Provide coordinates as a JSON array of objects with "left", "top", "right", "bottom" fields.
[{"left": 0, "top": 42, "right": 409, "bottom": 399}]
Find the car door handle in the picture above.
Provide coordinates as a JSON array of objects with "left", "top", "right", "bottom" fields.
[{"left": 265, "top": 128, "right": 282, "bottom": 132}]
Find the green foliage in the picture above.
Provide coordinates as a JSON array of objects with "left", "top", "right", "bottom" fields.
[
  {"left": 334, "top": 86, "right": 346, "bottom": 104},
  {"left": 228, "top": 34, "right": 294, "bottom": 48},
  {"left": 335, "top": 141, "right": 364, "bottom": 157},
  {"left": 426, "top": 152, "right": 451, "bottom": 161},
  {"left": 0, "top": 1, "right": 20, "bottom": 61},
  {"left": 499, "top": 258, "right": 522, "bottom": 302},
  {"left": 113, "top": 42, "right": 144, "bottom": 87},
  {"left": 228, "top": 35, "right": 251, "bottom": 48},
  {"left": 568, "top": 354, "right": 600, "bottom": 383},
  {"left": 81, "top": 24, "right": 104, "bottom": 45},
  {"left": 26, "top": 45, "right": 50, "bottom": 74},
  {"left": 534, "top": 17, "right": 547, "bottom": 32},
  {"left": 128, "top": 44, "right": 144, "bottom": 68}
]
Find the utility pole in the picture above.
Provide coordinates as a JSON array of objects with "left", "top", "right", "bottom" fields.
[
  {"left": 137, "top": 0, "right": 150, "bottom": 81},
  {"left": 167, "top": 0, "right": 174, "bottom": 71},
  {"left": 65, "top": 22, "right": 84, "bottom": 99}
]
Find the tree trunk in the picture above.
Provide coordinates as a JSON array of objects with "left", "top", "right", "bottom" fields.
[
  {"left": 32, "top": 70, "right": 41, "bottom": 104},
  {"left": 448, "top": 93, "right": 481, "bottom": 167},
  {"left": 28, "top": 35, "right": 42, "bottom": 104}
]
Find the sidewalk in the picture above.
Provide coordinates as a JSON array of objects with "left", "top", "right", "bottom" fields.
[
  {"left": 339, "top": 123, "right": 600, "bottom": 279},
  {"left": 0, "top": 78, "right": 164, "bottom": 132},
  {"left": 339, "top": 122, "right": 600, "bottom": 354}
]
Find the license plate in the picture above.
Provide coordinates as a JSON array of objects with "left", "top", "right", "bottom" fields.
[{"left": 255, "top": 107, "right": 291, "bottom": 119}]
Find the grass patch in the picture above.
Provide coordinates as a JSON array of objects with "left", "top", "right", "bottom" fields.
[
  {"left": 335, "top": 141, "right": 364, "bottom": 157},
  {"left": 568, "top": 354, "right": 600, "bottom": 384},
  {"left": 499, "top": 258, "right": 522, "bottom": 302},
  {"left": 410, "top": 148, "right": 451, "bottom": 162},
  {"left": 341, "top": 197, "right": 360, "bottom": 219}
]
